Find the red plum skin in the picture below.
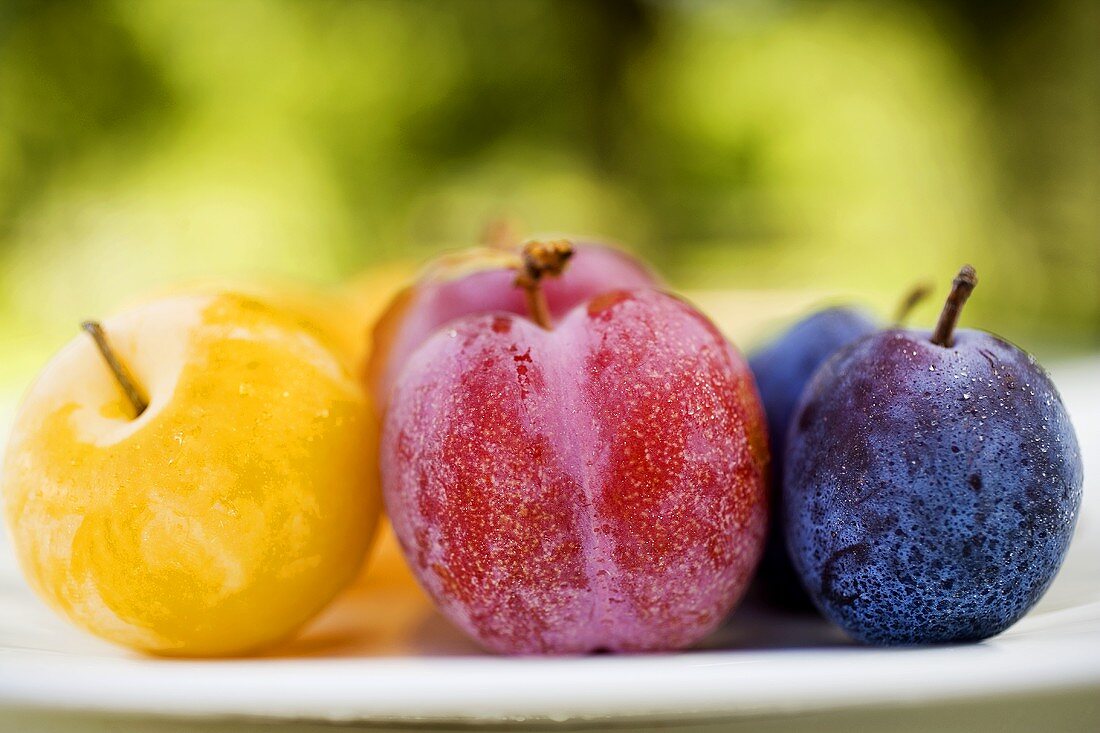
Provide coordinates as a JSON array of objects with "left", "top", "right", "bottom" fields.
[{"left": 381, "top": 289, "right": 769, "bottom": 654}]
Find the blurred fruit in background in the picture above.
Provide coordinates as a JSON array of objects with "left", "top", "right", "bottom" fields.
[
  {"left": 749, "top": 305, "right": 879, "bottom": 611},
  {"left": 339, "top": 261, "right": 417, "bottom": 366},
  {"left": 145, "top": 258, "right": 414, "bottom": 375}
]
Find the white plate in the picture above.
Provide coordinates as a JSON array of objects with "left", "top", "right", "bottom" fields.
[{"left": 1, "top": 357, "right": 1098, "bottom": 728}]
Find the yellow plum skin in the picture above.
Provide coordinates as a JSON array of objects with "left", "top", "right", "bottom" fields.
[{"left": 1, "top": 293, "right": 380, "bottom": 656}]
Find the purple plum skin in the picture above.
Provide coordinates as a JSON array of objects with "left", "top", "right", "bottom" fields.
[
  {"left": 748, "top": 307, "right": 876, "bottom": 609},
  {"left": 784, "top": 329, "right": 1083, "bottom": 645}
]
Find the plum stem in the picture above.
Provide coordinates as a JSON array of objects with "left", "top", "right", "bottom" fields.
[
  {"left": 514, "top": 240, "right": 574, "bottom": 329},
  {"left": 81, "top": 321, "right": 148, "bottom": 418},
  {"left": 894, "top": 281, "right": 933, "bottom": 326},
  {"left": 930, "top": 265, "right": 978, "bottom": 347}
]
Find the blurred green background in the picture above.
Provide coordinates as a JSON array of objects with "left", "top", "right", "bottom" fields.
[{"left": 0, "top": 0, "right": 1097, "bottom": 390}]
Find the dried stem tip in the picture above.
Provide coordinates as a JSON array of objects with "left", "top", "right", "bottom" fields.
[
  {"left": 514, "top": 239, "right": 574, "bottom": 329},
  {"left": 930, "top": 265, "right": 978, "bottom": 347},
  {"left": 82, "top": 321, "right": 149, "bottom": 418}
]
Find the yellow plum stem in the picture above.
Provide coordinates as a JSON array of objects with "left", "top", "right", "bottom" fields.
[{"left": 81, "top": 321, "right": 149, "bottom": 418}]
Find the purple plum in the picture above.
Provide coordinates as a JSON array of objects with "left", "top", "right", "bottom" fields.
[
  {"left": 784, "top": 267, "right": 1083, "bottom": 644},
  {"left": 749, "top": 307, "right": 877, "bottom": 609}
]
